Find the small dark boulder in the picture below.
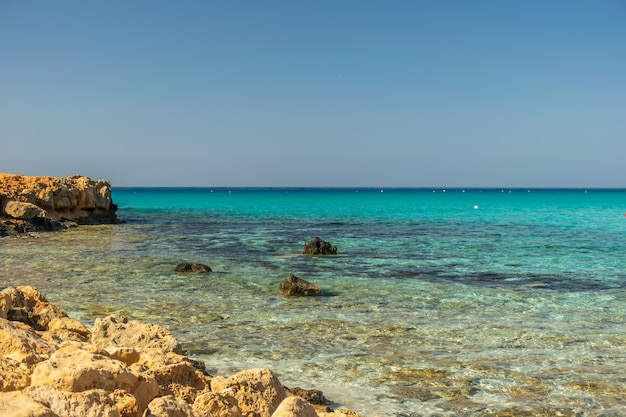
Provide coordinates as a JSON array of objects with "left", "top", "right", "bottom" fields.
[
  {"left": 303, "top": 237, "right": 337, "bottom": 256},
  {"left": 174, "top": 263, "right": 212, "bottom": 274},
  {"left": 277, "top": 274, "right": 321, "bottom": 296}
]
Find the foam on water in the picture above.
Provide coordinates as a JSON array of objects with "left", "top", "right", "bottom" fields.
[{"left": 2, "top": 188, "right": 626, "bottom": 416}]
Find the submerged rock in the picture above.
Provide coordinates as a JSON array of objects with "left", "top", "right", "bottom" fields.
[
  {"left": 303, "top": 237, "right": 337, "bottom": 256},
  {"left": 277, "top": 275, "right": 321, "bottom": 297},
  {"left": 174, "top": 263, "right": 212, "bottom": 274}
]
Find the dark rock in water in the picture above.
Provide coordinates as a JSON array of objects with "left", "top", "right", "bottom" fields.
[
  {"left": 303, "top": 237, "right": 337, "bottom": 256},
  {"left": 277, "top": 274, "right": 321, "bottom": 296},
  {"left": 174, "top": 263, "right": 212, "bottom": 274},
  {"left": 286, "top": 386, "right": 328, "bottom": 405}
]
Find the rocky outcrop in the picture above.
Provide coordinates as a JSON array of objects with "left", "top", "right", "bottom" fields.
[
  {"left": 303, "top": 237, "right": 337, "bottom": 256},
  {"left": 0, "top": 173, "right": 121, "bottom": 236},
  {"left": 277, "top": 275, "right": 321, "bottom": 297},
  {"left": 0, "top": 286, "right": 365, "bottom": 417}
]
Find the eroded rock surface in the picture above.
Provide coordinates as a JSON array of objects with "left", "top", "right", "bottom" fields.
[
  {"left": 0, "top": 173, "right": 121, "bottom": 236},
  {"left": 0, "top": 286, "right": 365, "bottom": 417}
]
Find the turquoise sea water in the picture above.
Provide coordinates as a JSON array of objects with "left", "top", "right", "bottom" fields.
[{"left": 2, "top": 188, "right": 626, "bottom": 416}]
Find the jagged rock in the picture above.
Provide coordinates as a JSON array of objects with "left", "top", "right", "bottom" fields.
[
  {"left": 0, "top": 286, "right": 364, "bottom": 417},
  {"left": 144, "top": 394, "right": 201, "bottom": 417},
  {"left": 0, "top": 173, "right": 121, "bottom": 235},
  {"left": 43, "top": 316, "right": 91, "bottom": 343},
  {"left": 271, "top": 396, "right": 317, "bottom": 417},
  {"left": 143, "top": 361, "right": 211, "bottom": 404},
  {"left": 1, "top": 286, "right": 68, "bottom": 331},
  {"left": 303, "top": 237, "right": 337, "bottom": 256},
  {"left": 193, "top": 391, "right": 242, "bottom": 417},
  {"left": 210, "top": 368, "right": 287, "bottom": 417},
  {"left": 90, "top": 314, "right": 183, "bottom": 354},
  {"left": 105, "top": 347, "right": 141, "bottom": 366},
  {"left": 0, "top": 357, "right": 31, "bottom": 391},
  {"left": 174, "top": 263, "right": 212, "bottom": 274},
  {"left": 30, "top": 345, "right": 141, "bottom": 393},
  {"left": 0, "top": 318, "right": 57, "bottom": 367},
  {"left": 24, "top": 385, "right": 120, "bottom": 417},
  {"left": 111, "top": 388, "right": 141, "bottom": 417},
  {"left": 0, "top": 391, "right": 56, "bottom": 417},
  {"left": 3, "top": 201, "right": 47, "bottom": 220},
  {"left": 277, "top": 275, "right": 321, "bottom": 297}
]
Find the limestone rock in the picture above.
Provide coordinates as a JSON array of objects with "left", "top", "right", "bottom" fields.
[
  {"left": 30, "top": 345, "right": 140, "bottom": 393},
  {"left": 111, "top": 389, "right": 141, "bottom": 417},
  {"left": 48, "top": 316, "right": 91, "bottom": 338},
  {"left": 0, "top": 391, "right": 56, "bottom": 417},
  {"left": 0, "top": 291, "right": 11, "bottom": 319},
  {"left": 0, "top": 286, "right": 365, "bottom": 417},
  {"left": 42, "top": 316, "right": 91, "bottom": 344},
  {"left": 144, "top": 394, "right": 200, "bottom": 417},
  {"left": 0, "top": 318, "right": 57, "bottom": 367},
  {"left": 144, "top": 361, "right": 211, "bottom": 404},
  {"left": 24, "top": 385, "right": 120, "bottom": 417},
  {"left": 131, "top": 348, "right": 189, "bottom": 372},
  {"left": 1, "top": 285, "right": 68, "bottom": 331},
  {"left": 194, "top": 391, "right": 242, "bottom": 417},
  {"left": 3, "top": 201, "right": 46, "bottom": 220},
  {"left": 0, "top": 357, "right": 31, "bottom": 391},
  {"left": 105, "top": 347, "right": 141, "bottom": 366},
  {"left": 174, "top": 263, "right": 212, "bottom": 274},
  {"left": 271, "top": 396, "right": 317, "bottom": 417},
  {"left": 303, "top": 237, "right": 337, "bottom": 256},
  {"left": 0, "top": 173, "right": 121, "bottom": 235},
  {"left": 90, "top": 314, "right": 183, "bottom": 354},
  {"left": 210, "top": 368, "right": 287, "bottom": 417},
  {"left": 277, "top": 275, "right": 321, "bottom": 297}
]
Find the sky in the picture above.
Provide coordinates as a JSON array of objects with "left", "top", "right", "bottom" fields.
[{"left": 1, "top": 1, "right": 625, "bottom": 187}]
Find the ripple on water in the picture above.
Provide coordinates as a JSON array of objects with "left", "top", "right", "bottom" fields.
[{"left": 1, "top": 205, "right": 626, "bottom": 416}]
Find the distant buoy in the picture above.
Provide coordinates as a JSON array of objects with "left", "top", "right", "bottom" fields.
[{"left": 474, "top": 205, "right": 479, "bottom": 209}]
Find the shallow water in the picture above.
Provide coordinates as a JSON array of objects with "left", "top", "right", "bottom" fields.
[{"left": 2, "top": 188, "right": 626, "bottom": 416}]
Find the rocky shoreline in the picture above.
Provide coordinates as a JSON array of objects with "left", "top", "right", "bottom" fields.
[
  {"left": 0, "top": 174, "right": 367, "bottom": 416},
  {"left": 0, "top": 174, "right": 122, "bottom": 237},
  {"left": 0, "top": 286, "right": 365, "bottom": 417}
]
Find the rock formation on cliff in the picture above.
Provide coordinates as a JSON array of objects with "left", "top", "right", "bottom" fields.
[
  {"left": 0, "top": 174, "right": 121, "bottom": 236},
  {"left": 0, "top": 286, "right": 365, "bottom": 417}
]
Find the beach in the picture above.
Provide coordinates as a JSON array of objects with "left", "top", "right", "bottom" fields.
[{"left": 2, "top": 187, "right": 626, "bottom": 415}]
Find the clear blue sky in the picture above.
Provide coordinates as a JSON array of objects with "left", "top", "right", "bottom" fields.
[{"left": 1, "top": 1, "right": 625, "bottom": 187}]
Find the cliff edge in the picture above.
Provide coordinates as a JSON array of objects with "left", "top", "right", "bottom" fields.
[{"left": 0, "top": 173, "right": 122, "bottom": 236}]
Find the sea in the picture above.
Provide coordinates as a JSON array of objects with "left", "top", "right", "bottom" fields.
[{"left": 2, "top": 188, "right": 626, "bottom": 416}]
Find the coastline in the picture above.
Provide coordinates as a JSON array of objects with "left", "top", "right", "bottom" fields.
[
  {"left": 0, "top": 174, "right": 122, "bottom": 237},
  {"left": 0, "top": 174, "right": 365, "bottom": 416},
  {"left": 2, "top": 176, "right": 626, "bottom": 416},
  {"left": 0, "top": 285, "right": 364, "bottom": 417}
]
